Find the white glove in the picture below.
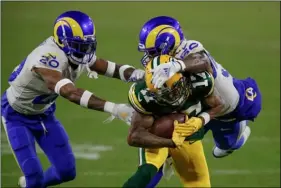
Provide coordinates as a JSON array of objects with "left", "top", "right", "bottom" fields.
[
  {"left": 86, "top": 63, "right": 99, "bottom": 79},
  {"left": 151, "top": 58, "right": 186, "bottom": 89},
  {"left": 128, "top": 69, "right": 145, "bottom": 82},
  {"left": 104, "top": 103, "right": 134, "bottom": 126}
]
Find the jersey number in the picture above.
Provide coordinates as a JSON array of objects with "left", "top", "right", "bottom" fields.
[
  {"left": 40, "top": 53, "right": 59, "bottom": 68},
  {"left": 190, "top": 73, "right": 209, "bottom": 88},
  {"left": 140, "top": 89, "right": 154, "bottom": 103},
  {"left": 9, "top": 58, "right": 27, "bottom": 82},
  {"left": 183, "top": 101, "right": 202, "bottom": 116},
  {"left": 33, "top": 94, "right": 58, "bottom": 104},
  {"left": 179, "top": 42, "right": 199, "bottom": 59}
]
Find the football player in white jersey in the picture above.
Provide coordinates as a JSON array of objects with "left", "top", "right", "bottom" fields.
[
  {"left": 123, "top": 16, "right": 261, "bottom": 187},
  {"left": 1, "top": 10, "right": 144, "bottom": 188}
]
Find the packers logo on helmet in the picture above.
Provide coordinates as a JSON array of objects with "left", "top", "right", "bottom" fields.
[{"left": 145, "top": 55, "right": 189, "bottom": 106}]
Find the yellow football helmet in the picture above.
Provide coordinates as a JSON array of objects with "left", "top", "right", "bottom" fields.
[{"left": 145, "top": 55, "right": 190, "bottom": 106}]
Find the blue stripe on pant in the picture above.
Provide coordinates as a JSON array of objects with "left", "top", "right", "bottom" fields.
[
  {"left": 1, "top": 94, "right": 76, "bottom": 188},
  {"left": 204, "top": 119, "right": 248, "bottom": 150}
]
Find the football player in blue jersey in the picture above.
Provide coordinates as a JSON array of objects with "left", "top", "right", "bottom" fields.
[{"left": 1, "top": 10, "right": 144, "bottom": 188}]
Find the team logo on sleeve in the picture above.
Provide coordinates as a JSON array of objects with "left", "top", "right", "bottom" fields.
[
  {"left": 246, "top": 87, "right": 257, "bottom": 101},
  {"left": 40, "top": 53, "right": 59, "bottom": 68}
]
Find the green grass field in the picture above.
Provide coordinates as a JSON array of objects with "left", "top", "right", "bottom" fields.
[{"left": 1, "top": 2, "right": 280, "bottom": 187}]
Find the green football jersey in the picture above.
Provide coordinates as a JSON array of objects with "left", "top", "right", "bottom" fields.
[
  {"left": 128, "top": 71, "right": 214, "bottom": 117},
  {"left": 128, "top": 71, "right": 214, "bottom": 141}
]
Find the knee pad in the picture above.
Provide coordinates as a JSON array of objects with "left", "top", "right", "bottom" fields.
[
  {"left": 59, "top": 167, "right": 76, "bottom": 182},
  {"left": 56, "top": 154, "right": 76, "bottom": 182}
]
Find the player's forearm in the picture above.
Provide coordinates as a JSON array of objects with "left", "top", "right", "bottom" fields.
[
  {"left": 53, "top": 79, "right": 115, "bottom": 113},
  {"left": 183, "top": 60, "right": 209, "bottom": 73},
  {"left": 181, "top": 52, "right": 212, "bottom": 73},
  {"left": 60, "top": 87, "right": 107, "bottom": 111},
  {"left": 198, "top": 105, "right": 223, "bottom": 126},
  {"left": 113, "top": 64, "right": 135, "bottom": 81},
  {"left": 199, "top": 95, "right": 225, "bottom": 125},
  {"left": 206, "top": 104, "right": 224, "bottom": 119},
  {"left": 34, "top": 67, "right": 115, "bottom": 112},
  {"left": 205, "top": 95, "right": 225, "bottom": 119},
  {"left": 90, "top": 58, "right": 136, "bottom": 81},
  {"left": 128, "top": 129, "right": 176, "bottom": 149}
]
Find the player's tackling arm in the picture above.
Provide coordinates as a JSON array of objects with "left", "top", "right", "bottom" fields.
[
  {"left": 174, "top": 40, "right": 213, "bottom": 74},
  {"left": 127, "top": 111, "right": 176, "bottom": 148},
  {"left": 182, "top": 51, "right": 213, "bottom": 74},
  {"left": 33, "top": 67, "right": 116, "bottom": 113},
  {"left": 198, "top": 95, "right": 224, "bottom": 125},
  {"left": 90, "top": 58, "right": 144, "bottom": 82},
  {"left": 204, "top": 95, "right": 225, "bottom": 119}
]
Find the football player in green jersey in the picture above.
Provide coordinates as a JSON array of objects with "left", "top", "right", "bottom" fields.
[{"left": 123, "top": 55, "right": 223, "bottom": 188}]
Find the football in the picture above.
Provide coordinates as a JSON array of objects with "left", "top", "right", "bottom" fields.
[{"left": 150, "top": 113, "right": 186, "bottom": 139}]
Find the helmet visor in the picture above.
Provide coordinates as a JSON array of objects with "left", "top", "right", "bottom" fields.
[{"left": 70, "top": 39, "right": 97, "bottom": 58}]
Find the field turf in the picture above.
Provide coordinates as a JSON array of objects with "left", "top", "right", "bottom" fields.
[{"left": 1, "top": 2, "right": 280, "bottom": 187}]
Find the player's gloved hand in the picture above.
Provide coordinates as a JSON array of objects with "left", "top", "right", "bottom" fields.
[
  {"left": 104, "top": 103, "right": 134, "bottom": 126},
  {"left": 172, "top": 115, "right": 190, "bottom": 147},
  {"left": 172, "top": 130, "right": 186, "bottom": 147},
  {"left": 150, "top": 58, "right": 186, "bottom": 89},
  {"left": 174, "top": 117, "right": 203, "bottom": 137},
  {"left": 128, "top": 69, "right": 145, "bottom": 82}
]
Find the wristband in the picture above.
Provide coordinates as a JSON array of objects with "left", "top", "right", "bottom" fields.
[
  {"left": 198, "top": 112, "right": 210, "bottom": 125},
  {"left": 80, "top": 90, "right": 93, "bottom": 108},
  {"left": 54, "top": 79, "right": 74, "bottom": 95},
  {"left": 119, "top": 65, "right": 133, "bottom": 81},
  {"left": 104, "top": 101, "right": 115, "bottom": 113},
  {"left": 105, "top": 61, "right": 116, "bottom": 77}
]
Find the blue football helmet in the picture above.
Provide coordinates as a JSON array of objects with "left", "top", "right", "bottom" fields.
[
  {"left": 138, "top": 16, "right": 185, "bottom": 66},
  {"left": 53, "top": 10, "right": 97, "bottom": 64}
]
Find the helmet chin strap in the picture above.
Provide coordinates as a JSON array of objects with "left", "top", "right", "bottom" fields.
[
  {"left": 68, "top": 55, "right": 82, "bottom": 65},
  {"left": 67, "top": 54, "right": 98, "bottom": 79}
]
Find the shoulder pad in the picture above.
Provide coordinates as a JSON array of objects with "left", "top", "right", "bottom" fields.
[
  {"left": 175, "top": 39, "right": 206, "bottom": 60},
  {"left": 190, "top": 71, "right": 214, "bottom": 98},
  {"left": 128, "top": 83, "right": 152, "bottom": 115},
  {"left": 30, "top": 43, "right": 68, "bottom": 72}
]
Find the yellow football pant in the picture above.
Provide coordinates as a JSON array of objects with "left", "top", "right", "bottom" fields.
[{"left": 139, "top": 141, "right": 210, "bottom": 187}]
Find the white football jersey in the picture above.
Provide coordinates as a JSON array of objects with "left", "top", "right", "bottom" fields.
[
  {"left": 175, "top": 39, "right": 239, "bottom": 116},
  {"left": 6, "top": 36, "right": 96, "bottom": 115}
]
